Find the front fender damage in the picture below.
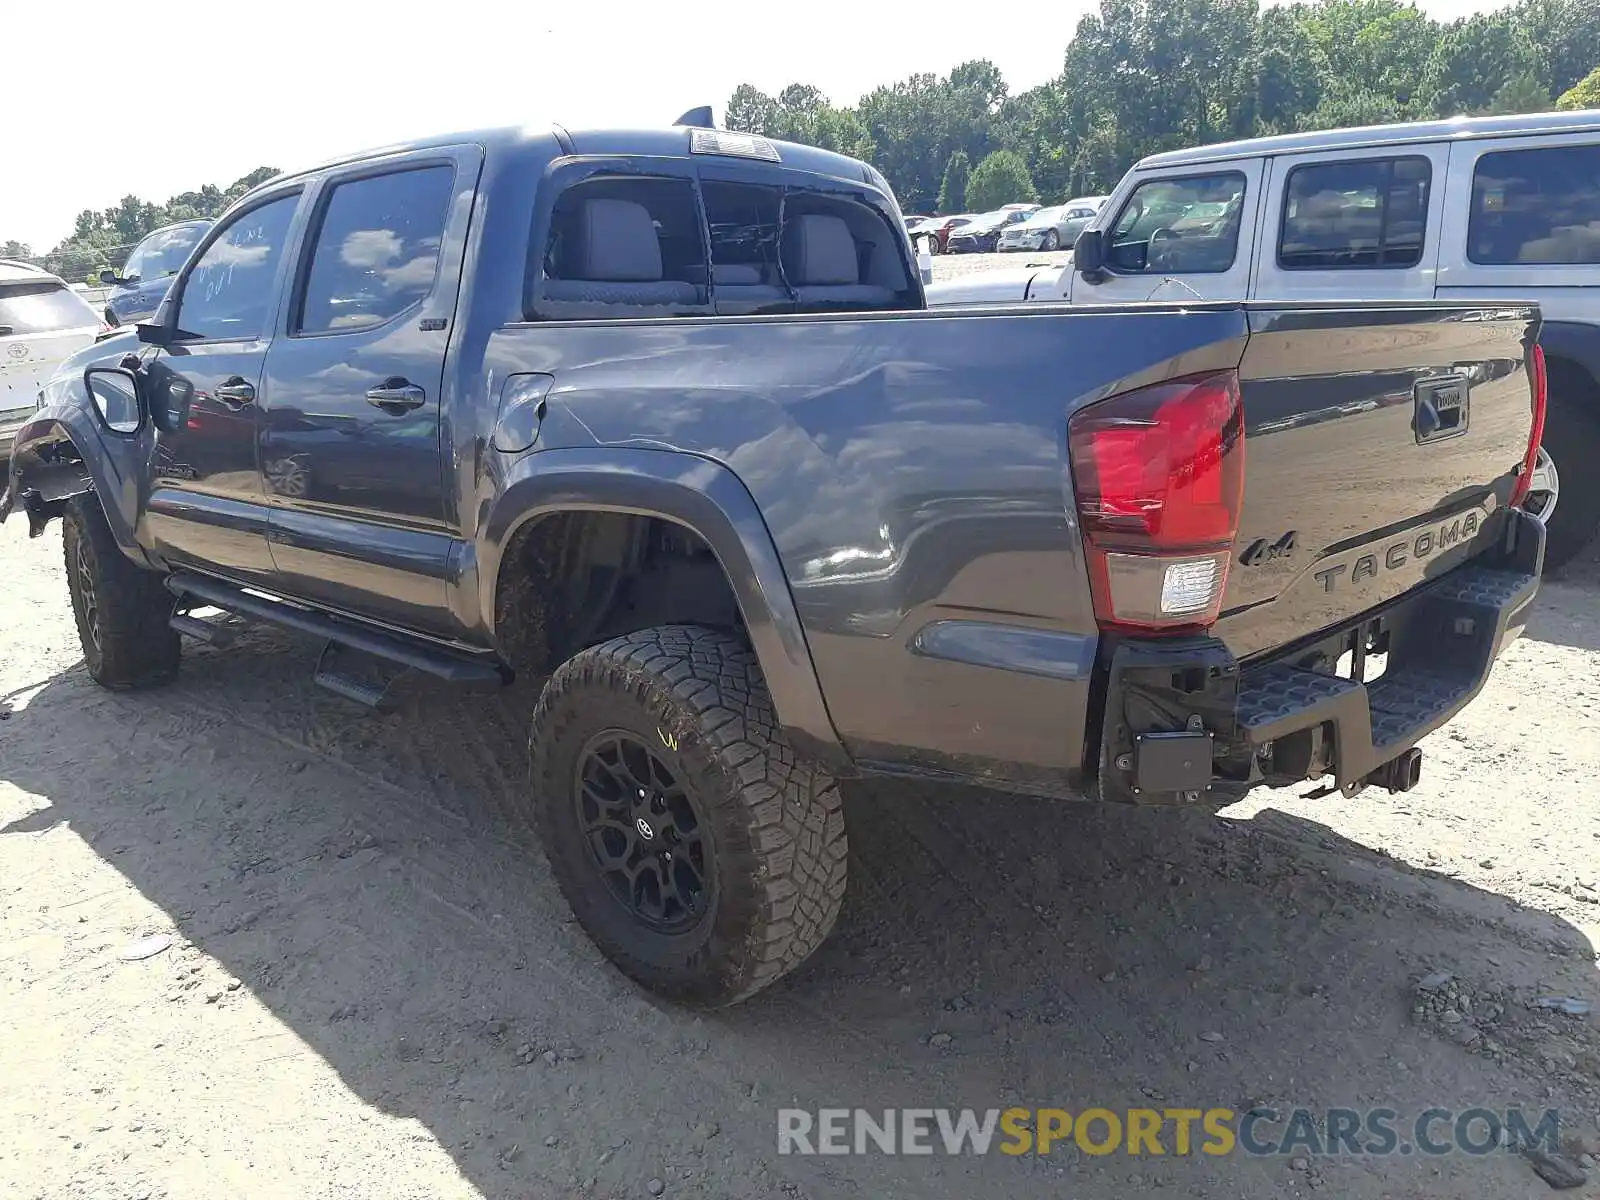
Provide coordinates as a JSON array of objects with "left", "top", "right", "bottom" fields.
[{"left": 1, "top": 418, "right": 95, "bottom": 536}]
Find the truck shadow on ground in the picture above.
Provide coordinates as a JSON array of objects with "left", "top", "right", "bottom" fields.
[{"left": 3, "top": 619, "right": 1598, "bottom": 1200}]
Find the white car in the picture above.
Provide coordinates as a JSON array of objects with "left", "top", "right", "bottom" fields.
[
  {"left": 927, "top": 111, "right": 1600, "bottom": 568},
  {"left": 1, "top": 260, "right": 106, "bottom": 460},
  {"left": 997, "top": 196, "right": 1108, "bottom": 252}
]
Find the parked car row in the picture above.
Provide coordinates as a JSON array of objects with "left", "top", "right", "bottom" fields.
[
  {"left": 997, "top": 196, "right": 1108, "bottom": 251},
  {"left": 908, "top": 199, "right": 1107, "bottom": 255},
  {"left": 925, "top": 108, "right": 1600, "bottom": 571}
]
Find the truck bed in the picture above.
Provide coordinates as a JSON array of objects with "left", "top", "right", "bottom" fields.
[{"left": 485, "top": 298, "right": 1541, "bottom": 796}]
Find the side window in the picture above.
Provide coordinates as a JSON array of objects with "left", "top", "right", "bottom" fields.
[
  {"left": 1106, "top": 172, "right": 1246, "bottom": 274},
  {"left": 1469, "top": 143, "right": 1600, "bottom": 266},
  {"left": 539, "top": 175, "right": 706, "bottom": 313},
  {"left": 296, "top": 165, "right": 455, "bottom": 335},
  {"left": 175, "top": 193, "right": 299, "bottom": 341},
  {"left": 1279, "top": 156, "right": 1431, "bottom": 270}
]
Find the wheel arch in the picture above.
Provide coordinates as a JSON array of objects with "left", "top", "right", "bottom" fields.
[
  {"left": 2, "top": 409, "right": 154, "bottom": 566},
  {"left": 479, "top": 447, "right": 850, "bottom": 772}
]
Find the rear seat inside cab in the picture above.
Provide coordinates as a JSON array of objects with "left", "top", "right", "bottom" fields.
[
  {"left": 709, "top": 262, "right": 788, "bottom": 311},
  {"left": 543, "top": 197, "right": 699, "bottom": 306},
  {"left": 780, "top": 214, "right": 895, "bottom": 306}
]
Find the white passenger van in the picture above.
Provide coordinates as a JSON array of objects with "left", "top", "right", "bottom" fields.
[{"left": 925, "top": 111, "right": 1600, "bottom": 568}]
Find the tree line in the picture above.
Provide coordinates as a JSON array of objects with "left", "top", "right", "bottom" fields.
[
  {"left": 725, "top": 0, "right": 1600, "bottom": 214},
  {"left": 3, "top": 166, "right": 279, "bottom": 284}
]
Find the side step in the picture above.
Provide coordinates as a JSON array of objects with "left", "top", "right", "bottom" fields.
[
  {"left": 165, "top": 571, "right": 508, "bottom": 688},
  {"left": 169, "top": 610, "right": 237, "bottom": 647},
  {"left": 313, "top": 641, "right": 393, "bottom": 710}
]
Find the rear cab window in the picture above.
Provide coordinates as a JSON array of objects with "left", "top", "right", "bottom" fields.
[
  {"left": 702, "top": 181, "right": 789, "bottom": 315},
  {"left": 536, "top": 173, "right": 710, "bottom": 319},
  {"left": 1469, "top": 142, "right": 1600, "bottom": 265},
  {"left": 0, "top": 281, "right": 100, "bottom": 335},
  {"left": 527, "top": 163, "right": 917, "bottom": 320},
  {"left": 1278, "top": 156, "right": 1432, "bottom": 269}
]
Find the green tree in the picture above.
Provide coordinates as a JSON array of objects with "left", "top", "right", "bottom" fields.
[
  {"left": 1300, "top": 89, "right": 1404, "bottom": 131},
  {"left": 1251, "top": 6, "right": 1328, "bottom": 133},
  {"left": 39, "top": 166, "right": 279, "bottom": 283},
  {"left": 722, "top": 0, "right": 1592, "bottom": 215},
  {"left": 965, "top": 150, "right": 1037, "bottom": 211},
  {"left": 1301, "top": 0, "right": 1441, "bottom": 117},
  {"left": 937, "top": 150, "right": 970, "bottom": 213},
  {"left": 1487, "top": 72, "right": 1551, "bottom": 114},
  {"left": 1423, "top": 11, "right": 1530, "bottom": 116},
  {"left": 1513, "top": 0, "right": 1600, "bottom": 99},
  {"left": 1556, "top": 65, "right": 1600, "bottom": 110},
  {"left": 1, "top": 239, "right": 31, "bottom": 259},
  {"left": 725, "top": 83, "right": 779, "bottom": 133}
]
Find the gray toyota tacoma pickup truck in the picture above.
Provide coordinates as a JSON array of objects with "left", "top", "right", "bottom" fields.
[{"left": 2, "top": 114, "right": 1548, "bottom": 1006}]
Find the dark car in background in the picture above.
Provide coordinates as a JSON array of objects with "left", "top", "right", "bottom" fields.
[
  {"left": 101, "top": 219, "right": 213, "bottom": 327},
  {"left": 945, "top": 207, "right": 1034, "bottom": 253}
]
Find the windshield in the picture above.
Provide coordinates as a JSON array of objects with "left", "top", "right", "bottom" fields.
[
  {"left": 0, "top": 281, "right": 100, "bottom": 334},
  {"left": 123, "top": 222, "right": 209, "bottom": 282}
]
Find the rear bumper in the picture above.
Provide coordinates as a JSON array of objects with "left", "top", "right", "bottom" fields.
[{"left": 1100, "top": 510, "right": 1543, "bottom": 802}]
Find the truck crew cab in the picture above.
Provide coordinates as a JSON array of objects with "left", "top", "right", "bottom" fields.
[{"left": 4, "top": 113, "right": 1547, "bottom": 1006}]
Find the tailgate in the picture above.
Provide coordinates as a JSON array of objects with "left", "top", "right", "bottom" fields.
[
  {"left": 1216, "top": 304, "right": 1539, "bottom": 661},
  {"left": 1, "top": 329, "right": 96, "bottom": 419}
]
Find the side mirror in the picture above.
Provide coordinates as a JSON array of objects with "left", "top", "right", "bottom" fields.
[
  {"left": 135, "top": 321, "right": 175, "bottom": 348},
  {"left": 1073, "top": 228, "right": 1106, "bottom": 278},
  {"left": 84, "top": 366, "right": 144, "bottom": 435},
  {"left": 98, "top": 269, "right": 123, "bottom": 287},
  {"left": 1068, "top": 227, "right": 1107, "bottom": 281}
]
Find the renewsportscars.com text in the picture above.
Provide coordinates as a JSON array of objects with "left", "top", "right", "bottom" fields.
[{"left": 776, "top": 1106, "right": 1562, "bottom": 1158}]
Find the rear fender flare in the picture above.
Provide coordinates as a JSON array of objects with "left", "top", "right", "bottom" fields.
[
  {"left": 3, "top": 404, "right": 155, "bottom": 567},
  {"left": 478, "top": 447, "right": 851, "bottom": 772}
]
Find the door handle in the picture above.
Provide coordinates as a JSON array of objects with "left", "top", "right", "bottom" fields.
[
  {"left": 366, "top": 378, "right": 426, "bottom": 413},
  {"left": 214, "top": 377, "right": 255, "bottom": 408}
]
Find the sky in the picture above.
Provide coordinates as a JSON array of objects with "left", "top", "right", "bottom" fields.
[{"left": 6, "top": 0, "right": 1515, "bottom": 251}]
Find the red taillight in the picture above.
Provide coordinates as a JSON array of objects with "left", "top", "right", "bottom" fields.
[
  {"left": 1068, "top": 369, "right": 1245, "bottom": 633},
  {"left": 1510, "top": 344, "right": 1547, "bottom": 509}
]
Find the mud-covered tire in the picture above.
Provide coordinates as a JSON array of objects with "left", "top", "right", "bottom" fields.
[
  {"left": 528, "top": 625, "right": 848, "bottom": 1006},
  {"left": 62, "top": 496, "right": 180, "bottom": 689},
  {"left": 1541, "top": 362, "right": 1600, "bottom": 572}
]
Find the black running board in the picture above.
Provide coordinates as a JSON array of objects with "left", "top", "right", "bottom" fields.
[{"left": 165, "top": 571, "right": 507, "bottom": 686}]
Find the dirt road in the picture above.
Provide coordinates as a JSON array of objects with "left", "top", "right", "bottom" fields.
[{"left": 6, "top": 260, "right": 1600, "bottom": 1199}]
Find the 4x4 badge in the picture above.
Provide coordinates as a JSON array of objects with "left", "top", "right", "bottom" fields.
[{"left": 1240, "top": 531, "right": 1297, "bottom": 567}]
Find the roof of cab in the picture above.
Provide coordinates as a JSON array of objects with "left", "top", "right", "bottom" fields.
[
  {"left": 1135, "top": 108, "right": 1600, "bottom": 171},
  {"left": 250, "top": 122, "right": 880, "bottom": 198}
]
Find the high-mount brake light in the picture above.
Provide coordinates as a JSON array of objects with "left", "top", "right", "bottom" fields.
[
  {"left": 1510, "top": 343, "right": 1547, "bottom": 509},
  {"left": 1068, "top": 369, "right": 1245, "bottom": 634},
  {"left": 688, "top": 129, "right": 781, "bottom": 163}
]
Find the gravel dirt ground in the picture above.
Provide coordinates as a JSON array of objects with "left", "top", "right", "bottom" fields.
[{"left": 5, "top": 253, "right": 1600, "bottom": 1200}]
